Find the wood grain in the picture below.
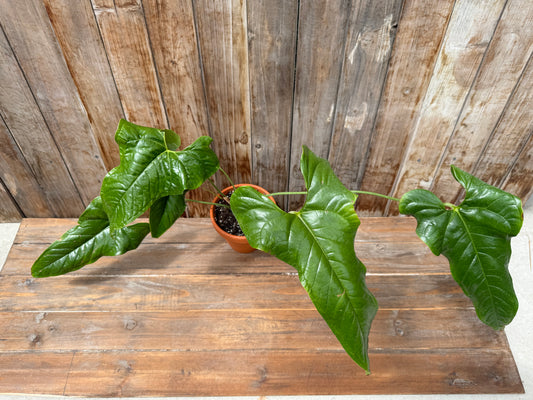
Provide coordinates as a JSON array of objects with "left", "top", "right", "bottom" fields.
[
  {"left": 473, "top": 54, "right": 533, "bottom": 191},
  {"left": 502, "top": 130, "right": 533, "bottom": 201},
  {"left": 390, "top": 0, "right": 506, "bottom": 213},
  {"left": 247, "top": 0, "right": 298, "bottom": 209},
  {"left": 91, "top": 0, "right": 168, "bottom": 128},
  {"left": 0, "top": 349, "right": 520, "bottom": 396},
  {"left": 0, "top": 112, "right": 51, "bottom": 217},
  {"left": 288, "top": 0, "right": 351, "bottom": 210},
  {"left": 0, "top": 218, "right": 522, "bottom": 395},
  {"left": 193, "top": 0, "right": 252, "bottom": 186},
  {"left": 430, "top": 0, "right": 533, "bottom": 204},
  {"left": 43, "top": 0, "right": 124, "bottom": 171},
  {"left": 0, "top": 16, "right": 86, "bottom": 217},
  {"left": 142, "top": 0, "right": 212, "bottom": 216},
  {"left": 0, "top": 308, "right": 505, "bottom": 353},
  {"left": 357, "top": 0, "right": 455, "bottom": 215},
  {"left": 328, "top": 0, "right": 402, "bottom": 191},
  {"left": 0, "top": 0, "right": 107, "bottom": 206},
  {"left": 0, "top": 179, "right": 21, "bottom": 221}
]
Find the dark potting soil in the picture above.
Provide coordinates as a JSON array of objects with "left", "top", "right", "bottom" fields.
[{"left": 214, "top": 191, "right": 245, "bottom": 236}]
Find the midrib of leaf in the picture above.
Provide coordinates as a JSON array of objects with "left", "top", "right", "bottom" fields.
[
  {"left": 452, "top": 208, "right": 498, "bottom": 317},
  {"left": 295, "top": 211, "right": 365, "bottom": 341},
  {"left": 45, "top": 223, "right": 109, "bottom": 271},
  {"left": 115, "top": 149, "right": 174, "bottom": 216}
]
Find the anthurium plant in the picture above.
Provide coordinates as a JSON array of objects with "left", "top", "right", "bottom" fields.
[{"left": 32, "top": 120, "right": 523, "bottom": 374}]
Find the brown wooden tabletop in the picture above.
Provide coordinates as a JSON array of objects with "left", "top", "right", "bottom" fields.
[{"left": 0, "top": 218, "right": 523, "bottom": 396}]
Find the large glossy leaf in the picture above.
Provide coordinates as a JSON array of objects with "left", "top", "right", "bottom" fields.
[
  {"left": 399, "top": 165, "right": 523, "bottom": 329},
  {"left": 231, "top": 146, "right": 378, "bottom": 372},
  {"left": 31, "top": 197, "right": 150, "bottom": 277},
  {"left": 101, "top": 120, "right": 219, "bottom": 231},
  {"left": 149, "top": 194, "right": 187, "bottom": 238}
]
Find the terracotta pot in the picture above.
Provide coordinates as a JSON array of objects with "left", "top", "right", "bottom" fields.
[{"left": 210, "top": 184, "right": 273, "bottom": 253}]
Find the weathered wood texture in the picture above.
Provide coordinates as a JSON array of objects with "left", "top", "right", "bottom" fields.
[
  {"left": 0, "top": 218, "right": 523, "bottom": 395},
  {"left": 0, "top": 0, "right": 532, "bottom": 220}
]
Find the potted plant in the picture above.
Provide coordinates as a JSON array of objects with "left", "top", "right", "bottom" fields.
[
  {"left": 210, "top": 183, "right": 274, "bottom": 253},
  {"left": 31, "top": 120, "right": 523, "bottom": 374}
]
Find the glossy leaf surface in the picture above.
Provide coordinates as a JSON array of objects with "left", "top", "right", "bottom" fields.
[
  {"left": 149, "top": 194, "right": 186, "bottom": 238},
  {"left": 399, "top": 165, "right": 523, "bottom": 329},
  {"left": 32, "top": 197, "right": 150, "bottom": 277},
  {"left": 231, "top": 146, "right": 378, "bottom": 372},
  {"left": 101, "top": 120, "right": 219, "bottom": 231}
]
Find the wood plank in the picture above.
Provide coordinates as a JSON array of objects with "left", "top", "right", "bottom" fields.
[
  {"left": 0, "top": 274, "right": 469, "bottom": 313},
  {"left": 3, "top": 239, "right": 448, "bottom": 276},
  {"left": 0, "top": 352, "right": 74, "bottom": 395},
  {"left": 501, "top": 131, "right": 533, "bottom": 202},
  {"left": 193, "top": 0, "right": 252, "bottom": 186},
  {"left": 0, "top": 114, "right": 51, "bottom": 217},
  {"left": 473, "top": 54, "right": 533, "bottom": 190},
  {"left": 143, "top": 0, "right": 212, "bottom": 216},
  {"left": 328, "top": 0, "right": 402, "bottom": 191},
  {"left": 390, "top": 0, "right": 506, "bottom": 213},
  {"left": 43, "top": 0, "right": 124, "bottom": 170},
  {"left": 0, "top": 20, "right": 85, "bottom": 217},
  {"left": 0, "top": 350, "right": 518, "bottom": 396},
  {"left": 0, "top": 309, "right": 507, "bottom": 353},
  {"left": 10, "top": 217, "right": 421, "bottom": 244},
  {"left": 247, "top": 0, "right": 298, "bottom": 209},
  {"left": 90, "top": 0, "right": 168, "bottom": 128},
  {"left": 431, "top": 0, "right": 533, "bottom": 204},
  {"left": 357, "top": 0, "right": 455, "bottom": 215},
  {"left": 0, "top": 180, "right": 22, "bottom": 222},
  {"left": 0, "top": 0, "right": 107, "bottom": 206},
  {"left": 288, "top": 0, "right": 351, "bottom": 210}
]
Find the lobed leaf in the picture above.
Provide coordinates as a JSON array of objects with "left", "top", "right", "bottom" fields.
[
  {"left": 231, "top": 146, "right": 378, "bottom": 372},
  {"left": 31, "top": 197, "right": 150, "bottom": 277},
  {"left": 399, "top": 165, "right": 523, "bottom": 329},
  {"left": 101, "top": 120, "right": 219, "bottom": 232}
]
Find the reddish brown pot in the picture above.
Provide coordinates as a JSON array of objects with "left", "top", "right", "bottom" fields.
[{"left": 210, "top": 184, "right": 273, "bottom": 253}]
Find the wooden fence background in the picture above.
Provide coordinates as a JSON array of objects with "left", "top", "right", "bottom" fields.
[{"left": 1, "top": 0, "right": 533, "bottom": 221}]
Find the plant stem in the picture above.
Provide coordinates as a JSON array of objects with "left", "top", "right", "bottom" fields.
[
  {"left": 351, "top": 190, "right": 401, "bottom": 202},
  {"left": 267, "top": 190, "right": 401, "bottom": 202},
  {"left": 186, "top": 198, "right": 230, "bottom": 209},
  {"left": 219, "top": 167, "right": 235, "bottom": 191},
  {"left": 267, "top": 191, "right": 307, "bottom": 197},
  {"left": 443, "top": 202, "right": 457, "bottom": 210}
]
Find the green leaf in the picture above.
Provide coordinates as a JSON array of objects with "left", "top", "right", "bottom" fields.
[
  {"left": 399, "top": 165, "right": 523, "bottom": 329},
  {"left": 31, "top": 197, "right": 150, "bottom": 278},
  {"left": 101, "top": 119, "right": 219, "bottom": 231},
  {"left": 149, "top": 194, "right": 186, "bottom": 238},
  {"left": 231, "top": 146, "right": 378, "bottom": 372}
]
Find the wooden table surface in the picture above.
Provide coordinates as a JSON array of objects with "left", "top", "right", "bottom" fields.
[{"left": 0, "top": 218, "right": 524, "bottom": 396}]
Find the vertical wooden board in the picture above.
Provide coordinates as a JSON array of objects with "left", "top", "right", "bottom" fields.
[
  {"left": 0, "top": 180, "right": 22, "bottom": 222},
  {"left": 288, "top": 0, "right": 350, "bottom": 210},
  {"left": 0, "top": 117, "right": 51, "bottom": 217},
  {"left": 0, "top": 0, "right": 107, "bottom": 206},
  {"left": 473, "top": 55, "right": 533, "bottom": 189},
  {"left": 502, "top": 132, "right": 533, "bottom": 202},
  {"left": 193, "top": 0, "right": 252, "bottom": 186},
  {"left": 143, "top": 0, "right": 212, "bottom": 216},
  {"left": 430, "top": 0, "right": 533, "bottom": 204},
  {"left": 43, "top": 0, "right": 124, "bottom": 171},
  {"left": 247, "top": 0, "right": 298, "bottom": 208},
  {"left": 328, "top": 0, "right": 402, "bottom": 191},
  {"left": 390, "top": 0, "right": 506, "bottom": 211},
  {"left": 0, "top": 23, "right": 85, "bottom": 217},
  {"left": 91, "top": 0, "right": 167, "bottom": 128},
  {"left": 356, "top": 0, "right": 455, "bottom": 215}
]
